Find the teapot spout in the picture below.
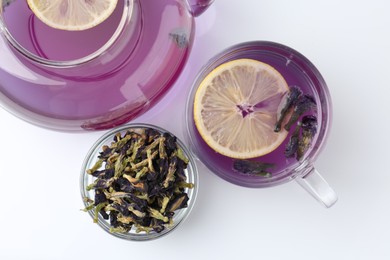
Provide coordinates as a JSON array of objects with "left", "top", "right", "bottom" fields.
[{"left": 187, "top": 0, "right": 214, "bottom": 17}]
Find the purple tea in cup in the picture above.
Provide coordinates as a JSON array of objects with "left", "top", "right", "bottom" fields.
[{"left": 185, "top": 41, "right": 337, "bottom": 207}]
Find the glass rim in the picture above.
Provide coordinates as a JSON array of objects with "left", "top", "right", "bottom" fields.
[
  {"left": 0, "top": 0, "right": 134, "bottom": 68},
  {"left": 79, "top": 123, "right": 199, "bottom": 241},
  {"left": 184, "top": 40, "right": 332, "bottom": 188}
]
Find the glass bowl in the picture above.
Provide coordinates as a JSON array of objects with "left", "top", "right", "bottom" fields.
[{"left": 80, "top": 123, "right": 198, "bottom": 241}]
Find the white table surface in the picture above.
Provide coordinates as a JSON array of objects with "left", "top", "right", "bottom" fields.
[{"left": 1, "top": 0, "right": 390, "bottom": 259}]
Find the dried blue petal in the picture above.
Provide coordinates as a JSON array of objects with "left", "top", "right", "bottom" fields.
[
  {"left": 151, "top": 219, "right": 165, "bottom": 233},
  {"left": 96, "top": 168, "right": 114, "bottom": 180},
  {"left": 167, "top": 194, "right": 189, "bottom": 212},
  {"left": 148, "top": 184, "right": 162, "bottom": 198},
  {"left": 91, "top": 169, "right": 105, "bottom": 178},
  {"left": 275, "top": 86, "right": 302, "bottom": 132},
  {"left": 297, "top": 115, "right": 318, "bottom": 160},
  {"left": 175, "top": 159, "right": 187, "bottom": 182},
  {"left": 301, "top": 115, "right": 318, "bottom": 136},
  {"left": 284, "top": 95, "right": 316, "bottom": 131},
  {"left": 163, "top": 156, "right": 178, "bottom": 188},
  {"left": 285, "top": 123, "right": 301, "bottom": 158},
  {"left": 158, "top": 158, "right": 169, "bottom": 177},
  {"left": 94, "top": 190, "right": 107, "bottom": 205},
  {"left": 145, "top": 128, "right": 160, "bottom": 143},
  {"left": 109, "top": 211, "right": 119, "bottom": 228},
  {"left": 126, "top": 193, "right": 148, "bottom": 208},
  {"left": 99, "top": 209, "right": 109, "bottom": 220},
  {"left": 112, "top": 177, "right": 132, "bottom": 192},
  {"left": 98, "top": 145, "right": 113, "bottom": 159},
  {"left": 93, "top": 203, "right": 108, "bottom": 223},
  {"left": 111, "top": 202, "right": 131, "bottom": 217},
  {"left": 233, "top": 160, "right": 274, "bottom": 177},
  {"left": 163, "top": 133, "right": 177, "bottom": 156},
  {"left": 87, "top": 178, "right": 115, "bottom": 191}
]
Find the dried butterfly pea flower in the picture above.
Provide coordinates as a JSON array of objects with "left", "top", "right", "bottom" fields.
[
  {"left": 163, "top": 156, "right": 178, "bottom": 188},
  {"left": 176, "top": 147, "right": 190, "bottom": 164},
  {"left": 83, "top": 128, "right": 194, "bottom": 234},
  {"left": 284, "top": 114, "right": 318, "bottom": 160},
  {"left": 164, "top": 133, "right": 177, "bottom": 155},
  {"left": 99, "top": 209, "right": 109, "bottom": 220},
  {"left": 94, "top": 190, "right": 107, "bottom": 205},
  {"left": 284, "top": 94, "right": 316, "bottom": 131},
  {"left": 145, "top": 128, "right": 160, "bottom": 142},
  {"left": 98, "top": 145, "right": 113, "bottom": 159},
  {"left": 135, "top": 167, "right": 149, "bottom": 179},
  {"left": 94, "top": 203, "right": 108, "bottom": 223},
  {"left": 275, "top": 86, "right": 302, "bottom": 132},
  {"left": 297, "top": 115, "right": 318, "bottom": 160},
  {"left": 234, "top": 90, "right": 318, "bottom": 174},
  {"left": 86, "top": 177, "right": 116, "bottom": 191},
  {"left": 159, "top": 137, "right": 167, "bottom": 159},
  {"left": 166, "top": 193, "right": 190, "bottom": 212},
  {"left": 91, "top": 168, "right": 114, "bottom": 179},
  {"left": 284, "top": 122, "right": 301, "bottom": 158},
  {"left": 301, "top": 115, "right": 318, "bottom": 135},
  {"left": 159, "top": 196, "right": 171, "bottom": 213},
  {"left": 232, "top": 159, "right": 274, "bottom": 177},
  {"left": 272, "top": 85, "right": 318, "bottom": 162},
  {"left": 87, "top": 159, "right": 103, "bottom": 174},
  {"left": 148, "top": 207, "right": 169, "bottom": 222}
]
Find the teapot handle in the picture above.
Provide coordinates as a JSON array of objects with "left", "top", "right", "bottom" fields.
[{"left": 186, "top": 0, "right": 214, "bottom": 17}]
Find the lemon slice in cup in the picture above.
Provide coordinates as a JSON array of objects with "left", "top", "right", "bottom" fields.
[
  {"left": 194, "top": 59, "right": 289, "bottom": 159},
  {"left": 27, "top": 0, "right": 118, "bottom": 31}
]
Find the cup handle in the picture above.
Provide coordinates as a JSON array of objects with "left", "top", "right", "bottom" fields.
[{"left": 295, "top": 167, "right": 338, "bottom": 208}]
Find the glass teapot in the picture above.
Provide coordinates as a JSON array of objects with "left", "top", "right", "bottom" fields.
[{"left": 0, "top": 0, "right": 214, "bottom": 131}]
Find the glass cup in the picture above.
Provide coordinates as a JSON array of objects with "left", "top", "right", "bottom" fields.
[
  {"left": 80, "top": 123, "right": 198, "bottom": 241},
  {"left": 185, "top": 41, "right": 337, "bottom": 208}
]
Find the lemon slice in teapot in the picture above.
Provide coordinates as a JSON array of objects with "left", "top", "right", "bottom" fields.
[{"left": 27, "top": 0, "right": 118, "bottom": 31}]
